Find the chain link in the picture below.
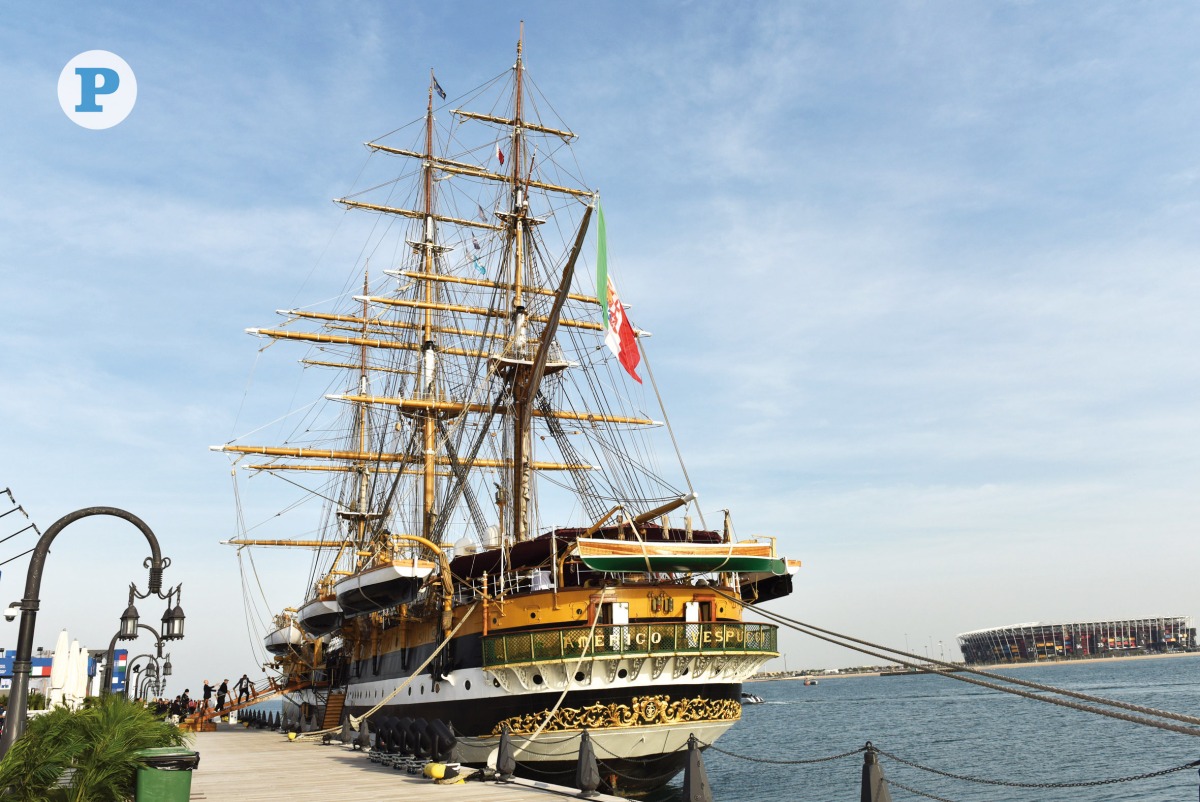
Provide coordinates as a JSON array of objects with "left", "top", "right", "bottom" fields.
[
  {"left": 703, "top": 741, "right": 866, "bottom": 765},
  {"left": 886, "top": 777, "right": 961, "bottom": 802},
  {"left": 876, "top": 747, "right": 1200, "bottom": 789},
  {"left": 596, "top": 758, "right": 687, "bottom": 785}
]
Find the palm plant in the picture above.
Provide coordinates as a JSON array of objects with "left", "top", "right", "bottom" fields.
[{"left": 0, "top": 695, "right": 189, "bottom": 801}]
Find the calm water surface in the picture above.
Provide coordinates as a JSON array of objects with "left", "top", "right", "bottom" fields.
[{"left": 663, "top": 655, "right": 1200, "bottom": 801}]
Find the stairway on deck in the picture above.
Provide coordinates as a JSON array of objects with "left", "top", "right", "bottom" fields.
[{"left": 321, "top": 692, "right": 345, "bottom": 729}]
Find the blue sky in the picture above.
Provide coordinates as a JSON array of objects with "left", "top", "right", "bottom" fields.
[{"left": 2, "top": 2, "right": 1199, "bottom": 683}]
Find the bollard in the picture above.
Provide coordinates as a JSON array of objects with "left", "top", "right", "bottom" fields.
[
  {"left": 682, "top": 733, "right": 713, "bottom": 802},
  {"left": 576, "top": 728, "right": 601, "bottom": 798},
  {"left": 497, "top": 724, "right": 516, "bottom": 782},
  {"left": 860, "top": 742, "right": 893, "bottom": 802},
  {"left": 341, "top": 718, "right": 352, "bottom": 745},
  {"left": 356, "top": 720, "right": 371, "bottom": 751}
]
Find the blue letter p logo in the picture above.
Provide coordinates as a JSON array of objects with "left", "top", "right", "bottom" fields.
[
  {"left": 58, "top": 51, "right": 137, "bottom": 129},
  {"left": 74, "top": 67, "right": 120, "bottom": 112}
]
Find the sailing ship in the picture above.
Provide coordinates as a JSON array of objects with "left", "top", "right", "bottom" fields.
[{"left": 215, "top": 29, "right": 799, "bottom": 796}]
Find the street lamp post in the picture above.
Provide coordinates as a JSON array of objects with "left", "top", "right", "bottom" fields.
[
  {"left": 0, "top": 507, "right": 175, "bottom": 757},
  {"left": 102, "top": 621, "right": 181, "bottom": 696}
]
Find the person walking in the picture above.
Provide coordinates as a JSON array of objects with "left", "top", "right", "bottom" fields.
[
  {"left": 235, "top": 673, "right": 252, "bottom": 706},
  {"left": 216, "top": 679, "right": 229, "bottom": 712},
  {"left": 202, "top": 680, "right": 214, "bottom": 712}
]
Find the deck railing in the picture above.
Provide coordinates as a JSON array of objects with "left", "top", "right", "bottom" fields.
[{"left": 482, "top": 622, "right": 777, "bottom": 668}]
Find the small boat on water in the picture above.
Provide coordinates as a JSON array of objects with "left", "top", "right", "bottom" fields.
[
  {"left": 740, "top": 692, "right": 766, "bottom": 705},
  {"left": 803, "top": 678, "right": 818, "bottom": 686}
]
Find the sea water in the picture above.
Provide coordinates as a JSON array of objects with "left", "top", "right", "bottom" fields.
[{"left": 664, "top": 655, "right": 1200, "bottom": 801}]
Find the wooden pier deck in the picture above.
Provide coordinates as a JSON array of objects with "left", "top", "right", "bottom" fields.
[{"left": 188, "top": 725, "right": 624, "bottom": 802}]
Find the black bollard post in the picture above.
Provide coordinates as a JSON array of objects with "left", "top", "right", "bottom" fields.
[
  {"left": 356, "top": 720, "right": 371, "bottom": 751},
  {"left": 497, "top": 724, "right": 516, "bottom": 782},
  {"left": 576, "top": 728, "right": 601, "bottom": 799},
  {"left": 682, "top": 733, "right": 713, "bottom": 802},
  {"left": 861, "top": 742, "right": 893, "bottom": 802}
]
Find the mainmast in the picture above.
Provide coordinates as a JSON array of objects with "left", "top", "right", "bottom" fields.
[
  {"left": 420, "top": 71, "right": 439, "bottom": 543},
  {"left": 508, "top": 23, "right": 533, "bottom": 545}
]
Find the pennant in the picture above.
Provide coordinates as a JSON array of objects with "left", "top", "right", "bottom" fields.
[
  {"left": 595, "top": 203, "right": 642, "bottom": 384},
  {"left": 433, "top": 75, "right": 446, "bottom": 100},
  {"left": 477, "top": 203, "right": 488, "bottom": 222},
  {"left": 473, "top": 256, "right": 486, "bottom": 276},
  {"left": 471, "top": 236, "right": 481, "bottom": 251},
  {"left": 496, "top": 144, "right": 505, "bottom": 165}
]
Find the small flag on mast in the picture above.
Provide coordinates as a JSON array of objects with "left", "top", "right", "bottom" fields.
[
  {"left": 433, "top": 74, "right": 446, "bottom": 100},
  {"left": 496, "top": 144, "right": 505, "bottom": 165},
  {"left": 595, "top": 202, "right": 642, "bottom": 384}
]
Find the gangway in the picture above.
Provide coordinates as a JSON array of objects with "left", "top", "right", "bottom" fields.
[{"left": 183, "top": 677, "right": 327, "bottom": 730}]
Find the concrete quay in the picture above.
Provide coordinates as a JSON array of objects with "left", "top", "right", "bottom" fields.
[{"left": 187, "top": 725, "right": 624, "bottom": 802}]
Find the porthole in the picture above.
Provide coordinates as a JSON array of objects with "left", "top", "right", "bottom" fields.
[
  {"left": 530, "top": 612, "right": 537, "bottom": 619},
  {"left": 493, "top": 678, "right": 501, "bottom": 688},
  {"left": 533, "top": 674, "right": 544, "bottom": 685},
  {"left": 618, "top": 669, "right": 628, "bottom": 679},
  {"left": 492, "top": 617, "right": 498, "bottom": 625},
  {"left": 434, "top": 683, "right": 441, "bottom": 693},
  {"left": 407, "top": 687, "right": 412, "bottom": 696},
  {"left": 420, "top": 685, "right": 425, "bottom": 694},
  {"left": 465, "top": 680, "right": 472, "bottom": 691},
  {"left": 680, "top": 667, "right": 689, "bottom": 676},
  {"left": 575, "top": 672, "right": 585, "bottom": 682}
]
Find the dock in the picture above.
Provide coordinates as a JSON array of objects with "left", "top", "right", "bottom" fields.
[{"left": 188, "top": 725, "right": 624, "bottom": 801}]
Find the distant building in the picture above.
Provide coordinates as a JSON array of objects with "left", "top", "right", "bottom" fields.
[
  {"left": 0, "top": 648, "right": 127, "bottom": 694},
  {"left": 957, "top": 617, "right": 1195, "bottom": 665}
]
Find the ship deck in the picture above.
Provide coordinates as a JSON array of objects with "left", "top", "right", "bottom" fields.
[{"left": 188, "top": 724, "right": 624, "bottom": 801}]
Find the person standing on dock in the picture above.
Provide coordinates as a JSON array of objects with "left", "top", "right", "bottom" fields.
[
  {"left": 235, "top": 674, "right": 251, "bottom": 706},
  {"left": 216, "top": 679, "right": 229, "bottom": 713}
]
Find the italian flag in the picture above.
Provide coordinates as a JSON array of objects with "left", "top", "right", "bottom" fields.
[{"left": 595, "top": 203, "right": 642, "bottom": 384}]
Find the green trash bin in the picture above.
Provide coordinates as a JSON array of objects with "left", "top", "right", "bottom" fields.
[{"left": 134, "top": 747, "right": 200, "bottom": 802}]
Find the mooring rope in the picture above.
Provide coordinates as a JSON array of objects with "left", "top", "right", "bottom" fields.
[
  {"left": 715, "top": 588, "right": 1200, "bottom": 737},
  {"left": 510, "top": 590, "right": 606, "bottom": 755},
  {"left": 294, "top": 602, "right": 478, "bottom": 740}
]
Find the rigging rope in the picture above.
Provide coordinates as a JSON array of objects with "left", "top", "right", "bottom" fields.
[
  {"left": 331, "top": 601, "right": 478, "bottom": 734},
  {"left": 510, "top": 589, "right": 606, "bottom": 754},
  {"left": 637, "top": 338, "right": 706, "bottom": 530},
  {"left": 716, "top": 589, "right": 1200, "bottom": 738}
]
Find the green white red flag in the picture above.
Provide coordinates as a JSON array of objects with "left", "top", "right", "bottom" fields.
[{"left": 595, "top": 202, "right": 642, "bottom": 383}]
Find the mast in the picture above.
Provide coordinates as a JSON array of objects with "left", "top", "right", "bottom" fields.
[
  {"left": 509, "top": 23, "right": 532, "bottom": 545},
  {"left": 421, "top": 70, "right": 439, "bottom": 543},
  {"left": 355, "top": 270, "right": 370, "bottom": 568}
]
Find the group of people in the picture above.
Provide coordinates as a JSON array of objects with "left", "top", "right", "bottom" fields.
[{"left": 165, "top": 674, "right": 255, "bottom": 720}]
